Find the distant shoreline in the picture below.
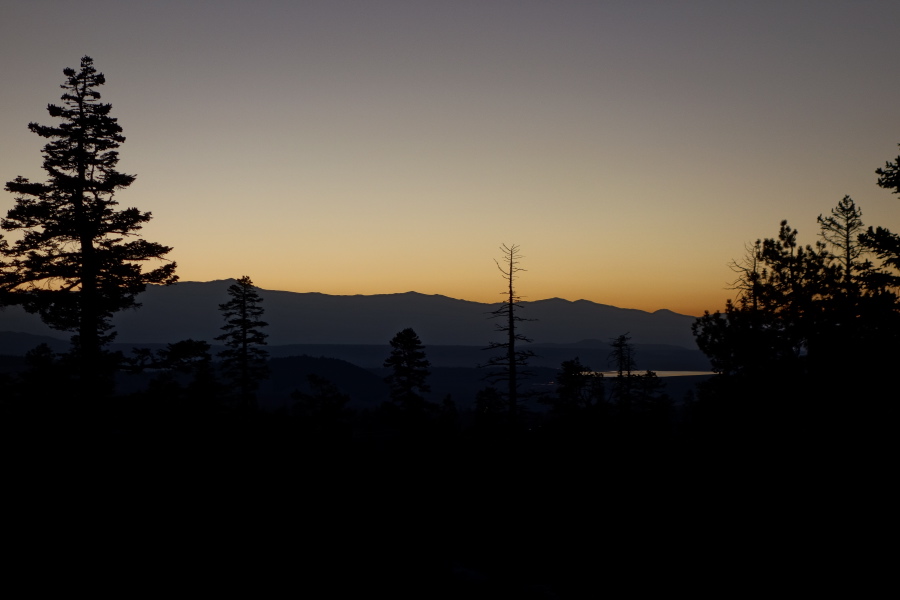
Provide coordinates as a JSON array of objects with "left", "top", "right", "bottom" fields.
[{"left": 590, "top": 370, "right": 715, "bottom": 377}]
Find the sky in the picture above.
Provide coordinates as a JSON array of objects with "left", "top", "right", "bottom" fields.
[{"left": 1, "top": 0, "right": 898, "bottom": 316}]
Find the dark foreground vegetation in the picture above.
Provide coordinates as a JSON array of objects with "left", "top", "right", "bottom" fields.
[
  {"left": 0, "top": 348, "right": 771, "bottom": 597},
  {"left": 0, "top": 319, "right": 889, "bottom": 595},
  {"left": 2, "top": 57, "right": 898, "bottom": 596}
]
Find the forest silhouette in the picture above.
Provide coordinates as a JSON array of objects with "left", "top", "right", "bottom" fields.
[{"left": 2, "top": 57, "right": 898, "bottom": 596}]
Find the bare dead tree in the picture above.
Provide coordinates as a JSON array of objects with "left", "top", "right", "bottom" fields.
[
  {"left": 728, "top": 240, "right": 766, "bottom": 312},
  {"left": 480, "top": 243, "right": 535, "bottom": 420}
]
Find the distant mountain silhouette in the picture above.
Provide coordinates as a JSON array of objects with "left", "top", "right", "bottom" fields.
[
  {"left": 0, "top": 331, "right": 71, "bottom": 355},
  {"left": 0, "top": 279, "right": 700, "bottom": 348}
]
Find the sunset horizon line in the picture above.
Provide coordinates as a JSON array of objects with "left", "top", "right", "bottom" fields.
[{"left": 158, "top": 279, "right": 705, "bottom": 317}]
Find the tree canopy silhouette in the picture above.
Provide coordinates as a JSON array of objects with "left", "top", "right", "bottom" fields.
[
  {"left": 608, "top": 333, "right": 636, "bottom": 377},
  {"left": 549, "top": 357, "right": 604, "bottom": 415},
  {"left": 383, "top": 327, "right": 431, "bottom": 415},
  {"left": 0, "top": 56, "right": 176, "bottom": 395},
  {"left": 818, "top": 195, "right": 865, "bottom": 292},
  {"left": 216, "top": 276, "right": 269, "bottom": 409},
  {"left": 696, "top": 141, "right": 900, "bottom": 383},
  {"left": 693, "top": 218, "right": 841, "bottom": 377},
  {"left": 875, "top": 143, "right": 900, "bottom": 195},
  {"left": 860, "top": 143, "right": 900, "bottom": 288},
  {"left": 694, "top": 177, "right": 900, "bottom": 406}
]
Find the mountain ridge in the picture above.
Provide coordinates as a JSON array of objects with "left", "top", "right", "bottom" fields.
[{"left": 0, "top": 279, "right": 701, "bottom": 348}]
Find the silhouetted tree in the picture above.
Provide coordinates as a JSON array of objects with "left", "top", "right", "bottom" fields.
[
  {"left": 728, "top": 240, "right": 765, "bottom": 310},
  {"left": 875, "top": 143, "right": 900, "bottom": 195},
  {"left": 0, "top": 56, "right": 177, "bottom": 397},
  {"left": 701, "top": 241, "right": 777, "bottom": 375},
  {"left": 761, "top": 220, "right": 836, "bottom": 340},
  {"left": 157, "top": 339, "right": 212, "bottom": 372},
  {"left": 545, "top": 357, "right": 604, "bottom": 415},
  {"left": 692, "top": 299, "right": 778, "bottom": 376},
  {"left": 818, "top": 195, "right": 866, "bottom": 291},
  {"left": 607, "top": 334, "right": 638, "bottom": 407},
  {"left": 603, "top": 334, "right": 670, "bottom": 421},
  {"left": 860, "top": 226, "right": 900, "bottom": 290},
  {"left": 693, "top": 220, "right": 836, "bottom": 376},
  {"left": 123, "top": 347, "right": 156, "bottom": 374},
  {"left": 631, "top": 370, "right": 668, "bottom": 408},
  {"left": 691, "top": 148, "right": 900, "bottom": 461},
  {"left": 814, "top": 196, "right": 893, "bottom": 365},
  {"left": 480, "top": 243, "right": 535, "bottom": 420},
  {"left": 608, "top": 333, "right": 636, "bottom": 377},
  {"left": 860, "top": 144, "right": 900, "bottom": 288},
  {"left": 694, "top": 206, "right": 900, "bottom": 436},
  {"left": 216, "top": 276, "right": 269, "bottom": 409},
  {"left": 384, "top": 327, "right": 432, "bottom": 414}
]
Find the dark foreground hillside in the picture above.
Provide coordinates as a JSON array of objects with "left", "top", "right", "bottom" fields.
[{"left": 1, "top": 354, "right": 869, "bottom": 597}]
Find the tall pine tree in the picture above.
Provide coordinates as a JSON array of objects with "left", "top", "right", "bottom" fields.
[
  {"left": 1, "top": 56, "right": 177, "bottom": 396},
  {"left": 384, "top": 327, "right": 431, "bottom": 414},
  {"left": 216, "top": 276, "right": 269, "bottom": 409},
  {"left": 817, "top": 195, "right": 866, "bottom": 292}
]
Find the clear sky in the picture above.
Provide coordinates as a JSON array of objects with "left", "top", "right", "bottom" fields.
[{"left": 2, "top": 1, "right": 898, "bottom": 316}]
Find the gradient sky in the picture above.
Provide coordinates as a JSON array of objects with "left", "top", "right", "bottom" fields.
[{"left": 2, "top": 0, "right": 898, "bottom": 316}]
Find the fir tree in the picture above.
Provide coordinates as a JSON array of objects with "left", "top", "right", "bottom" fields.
[
  {"left": 550, "top": 357, "right": 604, "bottom": 415},
  {"left": 861, "top": 143, "right": 900, "bottom": 288},
  {"left": 384, "top": 327, "right": 431, "bottom": 414},
  {"left": 1, "top": 56, "right": 177, "bottom": 396},
  {"left": 875, "top": 143, "right": 900, "bottom": 195},
  {"left": 608, "top": 333, "right": 636, "bottom": 377},
  {"left": 216, "top": 276, "right": 269, "bottom": 409}
]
